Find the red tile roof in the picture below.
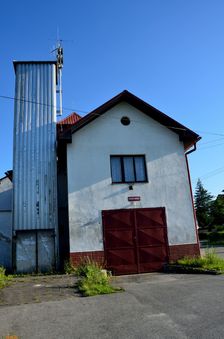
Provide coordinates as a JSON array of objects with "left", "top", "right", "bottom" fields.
[
  {"left": 57, "top": 112, "right": 82, "bottom": 125},
  {"left": 57, "top": 112, "right": 82, "bottom": 139}
]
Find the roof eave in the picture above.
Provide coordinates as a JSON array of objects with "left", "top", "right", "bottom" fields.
[{"left": 69, "top": 90, "right": 201, "bottom": 148}]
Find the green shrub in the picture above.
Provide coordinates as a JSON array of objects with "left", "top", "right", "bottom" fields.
[
  {"left": 0, "top": 266, "right": 11, "bottom": 289},
  {"left": 177, "top": 249, "right": 224, "bottom": 272},
  {"left": 198, "top": 231, "right": 208, "bottom": 240},
  {"left": 199, "top": 228, "right": 224, "bottom": 244},
  {"left": 64, "top": 260, "right": 76, "bottom": 274},
  {"left": 213, "top": 225, "right": 224, "bottom": 232},
  {"left": 75, "top": 257, "right": 104, "bottom": 277},
  {"left": 208, "top": 231, "right": 224, "bottom": 243},
  {"left": 177, "top": 256, "right": 204, "bottom": 268},
  {"left": 75, "top": 257, "right": 123, "bottom": 297}
]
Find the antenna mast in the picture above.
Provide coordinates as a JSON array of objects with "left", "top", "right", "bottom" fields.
[{"left": 56, "top": 41, "right": 63, "bottom": 116}]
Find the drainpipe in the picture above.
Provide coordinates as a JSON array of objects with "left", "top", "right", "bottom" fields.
[
  {"left": 185, "top": 142, "right": 196, "bottom": 155},
  {"left": 185, "top": 142, "right": 200, "bottom": 254}
]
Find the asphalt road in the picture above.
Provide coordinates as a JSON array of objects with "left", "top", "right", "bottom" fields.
[
  {"left": 200, "top": 246, "right": 224, "bottom": 259},
  {"left": 209, "top": 246, "right": 224, "bottom": 258},
  {"left": 0, "top": 273, "right": 224, "bottom": 339}
]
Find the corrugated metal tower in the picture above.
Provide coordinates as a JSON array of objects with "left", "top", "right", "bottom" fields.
[{"left": 13, "top": 60, "right": 59, "bottom": 273}]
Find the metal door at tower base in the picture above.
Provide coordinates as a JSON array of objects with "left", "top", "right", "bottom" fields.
[
  {"left": 15, "top": 229, "right": 55, "bottom": 274},
  {"left": 102, "top": 208, "right": 169, "bottom": 275}
]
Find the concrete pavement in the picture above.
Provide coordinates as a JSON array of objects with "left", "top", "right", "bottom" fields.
[{"left": 1, "top": 273, "right": 224, "bottom": 339}]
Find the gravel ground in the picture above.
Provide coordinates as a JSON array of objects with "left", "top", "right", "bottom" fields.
[{"left": 0, "top": 274, "right": 78, "bottom": 306}]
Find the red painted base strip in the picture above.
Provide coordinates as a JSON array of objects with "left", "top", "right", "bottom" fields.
[
  {"left": 169, "top": 243, "right": 200, "bottom": 262},
  {"left": 70, "top": 244, "right": 200, "bottom": 272},
  {"left": 70, "top": 251, "right": 105, "bottom": 267}
]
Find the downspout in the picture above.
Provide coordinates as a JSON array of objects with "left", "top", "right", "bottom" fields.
[
  {"left": 185, "top": 143, "right": 196, "bottom": 155},
  {"left": 185, "top": 143, "right": 201, "bottom": 253}
]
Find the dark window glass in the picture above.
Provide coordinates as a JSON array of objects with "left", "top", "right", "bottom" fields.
[
  {"left": 134, "top": 156, "right": 146, "bottom": 181},
  {"left": 111, "top": 157, "right": 122, "bottom": 183},
  {"left": 110, "top": 155, "right": 147, "bottom": 183},
  {"left": 123, "top": 157, "right": 135, "bottom": 182}
]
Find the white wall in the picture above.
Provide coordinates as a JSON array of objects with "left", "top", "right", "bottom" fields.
[{"left": 67, "top": 102, "right": 197, "bottom": 252}]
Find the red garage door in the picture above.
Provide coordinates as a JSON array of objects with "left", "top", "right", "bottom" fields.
[{"left": 102, "top": 208, "right": 169, "bottom": 275}]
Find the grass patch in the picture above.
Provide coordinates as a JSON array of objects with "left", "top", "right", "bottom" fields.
[
  {"left": 0, "top": 266, "right": 12, "bottom": 289},
  {"left": 75, "top": 257, "right": 123, "bottom": 297},
  {"left": 64, "top": 260, "right": 76, "bottom": 275},
  {"left": 177, "top": 249, "right": 224, "bottom": 272}
]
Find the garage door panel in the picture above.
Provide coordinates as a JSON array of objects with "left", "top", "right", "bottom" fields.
[
  {"left": 106, "top": 249, "right": 136, "bottom": 265},
  {"left": 102, "top": 210, "right": 134, "bottom": 229},
  {"left": 16, "top": 232, "right": 36, "bottom": 273},
  {"left": 138, "top": 246, "right": 168, "bottom": 263},
  {"left": 137, "top": 228, "right": 166, "bottom": 246},
  {"left": 103, "top": 208, "right": 168, "bottom": 275},
  {"left": 37, "top": 231, "right": 55, "bottom": 273},
  {"left": 16, "top": 230, "right": 55, "bottom": 273},
  {"left": 135, "top": 209, "right": 165, "bottom": 228},
  {"left": 140, "top": 262, "right": 165, "bottom": 273},
  {"left": 106, "top": 249, "right": 138, "bottom": 274},
  {"left": 104, "top": 230, "right": 134, "bottom": 248},
  {"left": 111, "top": 264, "right": 138, "bottom": 275}
]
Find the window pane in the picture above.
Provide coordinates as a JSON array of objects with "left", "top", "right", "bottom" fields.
[
  {"left": 123, "top": 157, "right": 135, "bottom": 182},
  {"left": 135, "top": 156, "right": 146, "bottom": 181},
  {"left": 111, "top": 157, "right": 122, "bottom": 182}
]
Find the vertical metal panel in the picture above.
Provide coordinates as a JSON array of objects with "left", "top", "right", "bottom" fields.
[
  {"left": 16, "top": 232, "right": 36, "bottom": 273},
  {"left": 15, "top": 230, "right": 55, "bottom": 273},
  {"left": 37, "top": 230, "right": 55, "bottom": 272},
  {"left": 13, "top": 62, "right": 58, "bottom": 231}
]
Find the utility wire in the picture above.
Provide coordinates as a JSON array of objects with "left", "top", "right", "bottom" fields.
[
  {"left": 192, "top": 166, "right": 224, "bottom": 183},
  {"left": 1, "top": 94, "right": 224, "bottom": 188},
  {"left": 194, "top": 130, "right": 224, "bottom": 137},
  {"left": 199, "top": 137, "right": 224, "bottom": 145},
  {"left": 197, "top": 142, "right": 224, "bottom": 151},
  {"left": 0, "top": 95, "right": 88, "bottom": 114},
  {"left": 0, "top": 94, "right": 190, "bottom": 130},
  {"left": 1, "top": 94, "right": 224, "bottom": 138}
]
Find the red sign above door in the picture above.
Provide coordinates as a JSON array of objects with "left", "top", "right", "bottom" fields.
[{"left": 128, "top": 196, "right": 141, "bottom": 202}]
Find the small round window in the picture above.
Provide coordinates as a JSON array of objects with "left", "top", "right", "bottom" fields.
[{"left": 121, "top": 116, "right": 130, "bottom": 126}]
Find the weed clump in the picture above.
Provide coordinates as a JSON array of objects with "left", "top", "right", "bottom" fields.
[
  {"left": 75, "top": 257, "right": 123, "bottom": 297},
  {"left": 0, "top": 266, "right": 11, "bottom": 289},
  {"left": 177, "top": 249, "right": 224, "bottom": 272},
  {"left": 64, "top": 260, "right": 76, "bottom": 275}
]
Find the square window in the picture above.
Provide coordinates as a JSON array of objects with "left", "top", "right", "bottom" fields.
[{"left": 110, "top": 155, "right": 147, "bottom": 183}]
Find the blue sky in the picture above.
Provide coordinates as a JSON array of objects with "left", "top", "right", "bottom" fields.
[{"left": 1, "top": 0, "right": 224, "bottom": 196}]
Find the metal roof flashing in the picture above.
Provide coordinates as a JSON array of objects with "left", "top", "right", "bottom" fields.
[{"left": 13, "top": 60, "right": 57, "bottom": 72}]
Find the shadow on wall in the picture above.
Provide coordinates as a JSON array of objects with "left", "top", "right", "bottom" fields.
[
  {"left": 0, "top": 188, "right": 12, "bottom": 209},
  {"left": 68, "top": 146, "right": 184, "bottom": 195}
]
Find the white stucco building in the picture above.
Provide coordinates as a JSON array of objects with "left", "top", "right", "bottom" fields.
[{"left": 57, "top": 90, "right": 201, "bottom": 275}]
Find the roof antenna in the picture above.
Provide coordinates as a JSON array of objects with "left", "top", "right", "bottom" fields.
[
  {"left": 56, "top": 41, "right": 63, "bottom": 116},
  {"left": 51, "top": 31, "right": 63, "bottom": 116}
]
